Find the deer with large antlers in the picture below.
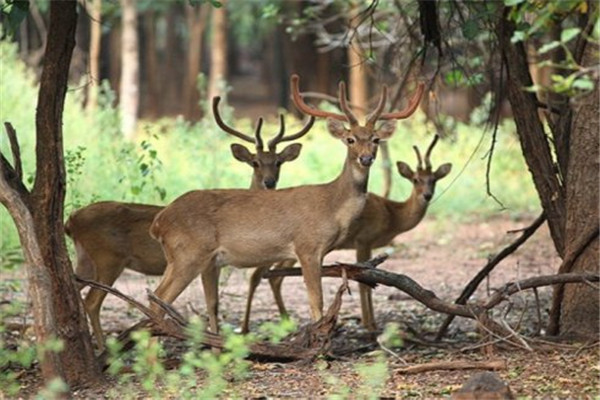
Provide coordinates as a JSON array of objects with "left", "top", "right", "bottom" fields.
[
  {"left": 242, "top": 134, "right": 451, "bottom": 332},
  {"left": 149, "top": 74, "right": 424, "bottom": 334},
  {"left": 65, "top": 107, "right": 313, "bottom": 349}
]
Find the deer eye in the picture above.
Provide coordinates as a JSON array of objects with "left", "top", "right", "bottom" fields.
[
  {"left": 346, "top": 137, "right": 355, "bottom": 145},
  {"left": 251, "top": 161, "right": 260, "bottom": 168},
  {"left": 275, "top": 161, "right": 282, "bottom": 167},
  {"left": 413, "top": 178, "right": 419, "bottom": 184},
  {"left": 372, "top": 137, "right": 380, "bottom": 144}
]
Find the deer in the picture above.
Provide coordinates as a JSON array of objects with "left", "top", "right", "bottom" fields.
[
  {"left": 65, "top": 106, "right": 314, "bottom": 350},
  {"left": 242, "top": 134, "right": 452, "bottom": 332},
  {"left": 148, "top": 74, "right": 425, "bottom": 335}
]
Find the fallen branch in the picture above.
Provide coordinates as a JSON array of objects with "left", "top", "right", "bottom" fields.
[
  {"left": 396, "top": 359, "right": 507, "bottom": 374},
  {"left": 435, "top": 212, "right": 547, "bottom": 340}
]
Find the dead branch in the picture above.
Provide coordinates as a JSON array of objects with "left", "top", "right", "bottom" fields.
[
  {"left": 435, "top": 212, "right": 546, "bottom": 340},
  {"left": 396, "top": 359, "right": 507, "bottom": 374},
  {"left": 265, "top": 262, "right": 599, "bottom": 322}
]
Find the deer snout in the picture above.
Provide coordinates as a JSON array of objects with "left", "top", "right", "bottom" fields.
[
  {"left": 423, "top": 192, "right": 433, "bottom": 202},
  {"left": 263, "top": 178, "right": 277, "bottom": 189},
  {"left": 359, "top": 155, "right": 375, "bottom": 167}
]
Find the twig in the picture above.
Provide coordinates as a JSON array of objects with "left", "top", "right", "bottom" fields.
[
  {"left": 435, "top": 212, "right": 546, "bottom": 340},
  {"left": 396, "top": 359, "right": 506, "bottom": 374}
]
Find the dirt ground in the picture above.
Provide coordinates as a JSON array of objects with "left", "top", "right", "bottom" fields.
[{"left": 4, "top": 214, "right": 600, "bottom": 398}]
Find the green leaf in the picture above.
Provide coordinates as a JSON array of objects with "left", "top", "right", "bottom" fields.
[
  {"left": 572, "top": 77, "right": 594, "bottom": 91},
  {"left": 2, "top": 0, "right": 30, "bottom": 37},
  {"left": 511, "top": 30, "right": 526, "bottom": 43},
  {"left": 560, "top": 27, "right": 581, "bottom": 43},
  {"left": 504, "top": 0, "right": 525, "bottom": 6},
  {"left": 538, "top": 41, "right": 561, "bottom": 54}
]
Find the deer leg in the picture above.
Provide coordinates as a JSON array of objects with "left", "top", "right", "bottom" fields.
[
  {"left": 151, "top": 258, "right": 202, "bottom": 318},
  {"left": 83, "top": 259, "right": 125, "bottom": 351},
  {"left": 241, "top": 265, "right": 269, "bottom": 334},
  {"left": 201, "top": 264, "right": 221, "bottom": 334},
  {"left": 269, "top": 260, "right": 292, "bottom": 319},
  {"left": 297, "top": 253, "right": 323, "bottom": 322},
  {"left": 357, "top": 245, "right": 377, "bottom": 331}
]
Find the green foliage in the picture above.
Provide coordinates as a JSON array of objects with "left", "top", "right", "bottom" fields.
[
  {"left": 506, "top": 0, "right": 598, "bottom": 96},
  {"left": 256, "top": 317, "right": 297, "bottom": 344},
  {"left": 0, "top": 0, "right": 30, "bottom": 38}
]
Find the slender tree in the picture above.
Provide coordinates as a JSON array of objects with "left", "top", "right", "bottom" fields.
[
  {"left": 120, "top": 0, "right": 139, "bottom": 140},
  {"left": 0, "top": 0, "right": 101, "bottom": 389},
  {"left": 207, "top": 0, "right": 228, "bottom": 101}
]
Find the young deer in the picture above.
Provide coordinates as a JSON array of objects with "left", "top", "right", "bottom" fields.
[
  {"left": 242, "top": 134, "right": 451, "bottom": 332},
  {"left": 65, "top": 110, "right": 313, "bottom": 349},
  {"left": 149, "top": 74, "right": 424, "bottom": 334}
]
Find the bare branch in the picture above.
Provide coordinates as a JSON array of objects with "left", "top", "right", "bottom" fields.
[{"left": 397, "top": 359, "right": 506, "bottom": 374}]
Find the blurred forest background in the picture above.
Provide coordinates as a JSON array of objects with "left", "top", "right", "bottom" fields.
[{"left": 1, "top": 0, "right": 547, "bottom": 256}]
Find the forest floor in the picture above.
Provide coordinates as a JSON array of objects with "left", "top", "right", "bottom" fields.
[{"left": 4, "top": 214, "right": 599, "bottom": 398}]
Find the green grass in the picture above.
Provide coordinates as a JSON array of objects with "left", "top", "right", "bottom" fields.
[{"left": 0, "top": 39, "right": 539, "bottom": 258}]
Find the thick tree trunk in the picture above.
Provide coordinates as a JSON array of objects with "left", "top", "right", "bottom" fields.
[
  {"left": 184, "top": 4, "right": 209, "bottom": 120},
  {"left": 550, "top": 39, "right": 599, "bottom": 339},
  {"left": 496, "top": 8, "right": 566, "bottom": 257},
  {"left": 207, "top": 1, "right": 228, "bottom": 101},
  {"left": 86, "top": 0, "right": 102, "bottom": 111},
  {"left": 0, "top": 1, "right": 101, "bottom": 388},
  {"left": 119, "top": 0, "right": 139, "bottom": 140}
]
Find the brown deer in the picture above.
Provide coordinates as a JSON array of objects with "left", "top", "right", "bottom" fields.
[
  {"left": 149, "top": 74, "right": 424, "bottom": 334},
  {"left": 65, "top": 107, "right": 314, "bottom": 349},
  {"left": 243, "top": 134, "right": 451, "bottom": 332}
]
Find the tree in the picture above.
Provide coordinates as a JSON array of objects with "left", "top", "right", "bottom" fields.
[
  {"left": 184, "top": 4, "right": 210, "bottom": 120},
  {"left": 86, "top": 0, "right": 102, "bottom": 112},
  {"left": 0, "top": 0, "right": 101, "bottom": 389},
  {"left": 120, "top": 0, "right": 139, "bottom": 140},
  {"left": 495, "top": 1, "right": 599, "bottom": 339},
  {"left": 207, "top": 0, "right": 228, "bottom": 101}
]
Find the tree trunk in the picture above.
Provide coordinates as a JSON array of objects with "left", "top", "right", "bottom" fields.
[
  {"left": 143, "top": 9, "right": 160, "bottom": 118},
  {"left": 207, "top": 1, "right": 228, "bottom": 101},
  {"left": 496, "top": 7, "right": 566, "bottom": 257},
  {"left": 549, "top": 38, "right": 599, "bottom": 339},
  {"left": 87, "top": 0, "right": 102, "bottom": 111},
  {"left": 0, "top": 1, "right": 101, "bottom": 389},
  {"left": 184, "top": 4, "right": 209, "bottom": 120},
  {"left": 119, "top": 0, "right": 139, "bottom": 140}
]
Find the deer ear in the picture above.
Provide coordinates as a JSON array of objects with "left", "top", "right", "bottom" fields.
[
  {"left": 376, "top": 120, "right": 397, "bottom": 139},
  {"left": 278, "top": 143, "right": 302, "bottom": 162},
  {"left": 327, "top": 118, "right": 348, "bottom": 139},
  {"left": 434, "top": 163, "right": 452, "bottom": 180},
  {"left": 396, "top": 161, "right": 414, "bottom": 180},
  {"left": 230, "top": 143, "right": 253, "bottom": 163}
]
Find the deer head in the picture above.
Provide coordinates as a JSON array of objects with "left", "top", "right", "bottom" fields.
[
  {"left": 397, "top": 135, "right": 452, "bottom": 202},
  {"left": 291, "top": 74, "right": 424, "bottom": 169},
  {"left": 213, "top": 97, "right": 315, "bottom": 189}
]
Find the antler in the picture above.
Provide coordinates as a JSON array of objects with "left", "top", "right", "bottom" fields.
[
  {"left": 365, "top": 86, "right": 389, "bottom": 128},
  {"left": 290, "top": 74, "right": 350, "bottom": 123},
  {"left": 413, "top": 134, "right": 439, "bottom": 171},
  {"left": 212, "top": 96, "right": 256, "bottom": 144},
  {"left": 267, "top": 114, "right": 315, "bottom": 152},
  {"left": 378, "top": 82, "right": 425, "bottom": 120},
  {"left": 424, "top": 134, "right": 439, "bottom": 170},
  {"left": 254, "top": 118, "right": 265, "bottom": 151}
]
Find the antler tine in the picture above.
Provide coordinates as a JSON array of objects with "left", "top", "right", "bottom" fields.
[
  {"left": 338, "top": 81, "right": 359, "bottom": 126},
  {"left": 269, "top": 115, "right": 315, "bottom": 150},
  {"left": 379, "top": 82, "right": 426, "bottom": 120},
  {"left": 267, "top": 114, "right": 285, "bottom": 151},
  {"left": 365, "top": 85, "right": 388, "bottom": 127},
  {"left": 254, "top": 117, "right": 265, "bottom": 151},
  {"left": 424, "top": 134, "right": 439, "bottom": 169},
  {"left": 212, "top": 96, "right": 255, "bottom": 143},
  {"left": 290, "top": 74, "right": 347, "bottom": 121},
  {"left": 413, "top": 145, "right": 424, "bottom": 170}
]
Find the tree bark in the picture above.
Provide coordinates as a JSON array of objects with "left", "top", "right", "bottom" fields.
[
  {"left": 119, "top": 0, "right": 139, "bottom": 140},
  {"left": 0, "top": 1, "right": 101, "bottom": 388},
  {"left": 142, "top": 9, "right": 160, "bottom": 118},
  {"left": 550, "top": 36, "right": 599, "bottom": 339},
  {"left": 207, "top": 1, "right": 228, "bottom": 101},
  {"left": 86, "top": 0, "right": 102, "bottom": 111},
  {"left": 496, "top": 7, "right": 566, "bottom": 257}
]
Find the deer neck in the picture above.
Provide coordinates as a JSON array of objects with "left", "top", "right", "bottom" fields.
[
  {"left": 249, "top": 176, "right": 262, "bottom": 190},
  {"left": 388, "top": 188, "right": 429, "bottom": 233},
  {"left": 332, "top": 155, "right": 369, "bottom": 196}
]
